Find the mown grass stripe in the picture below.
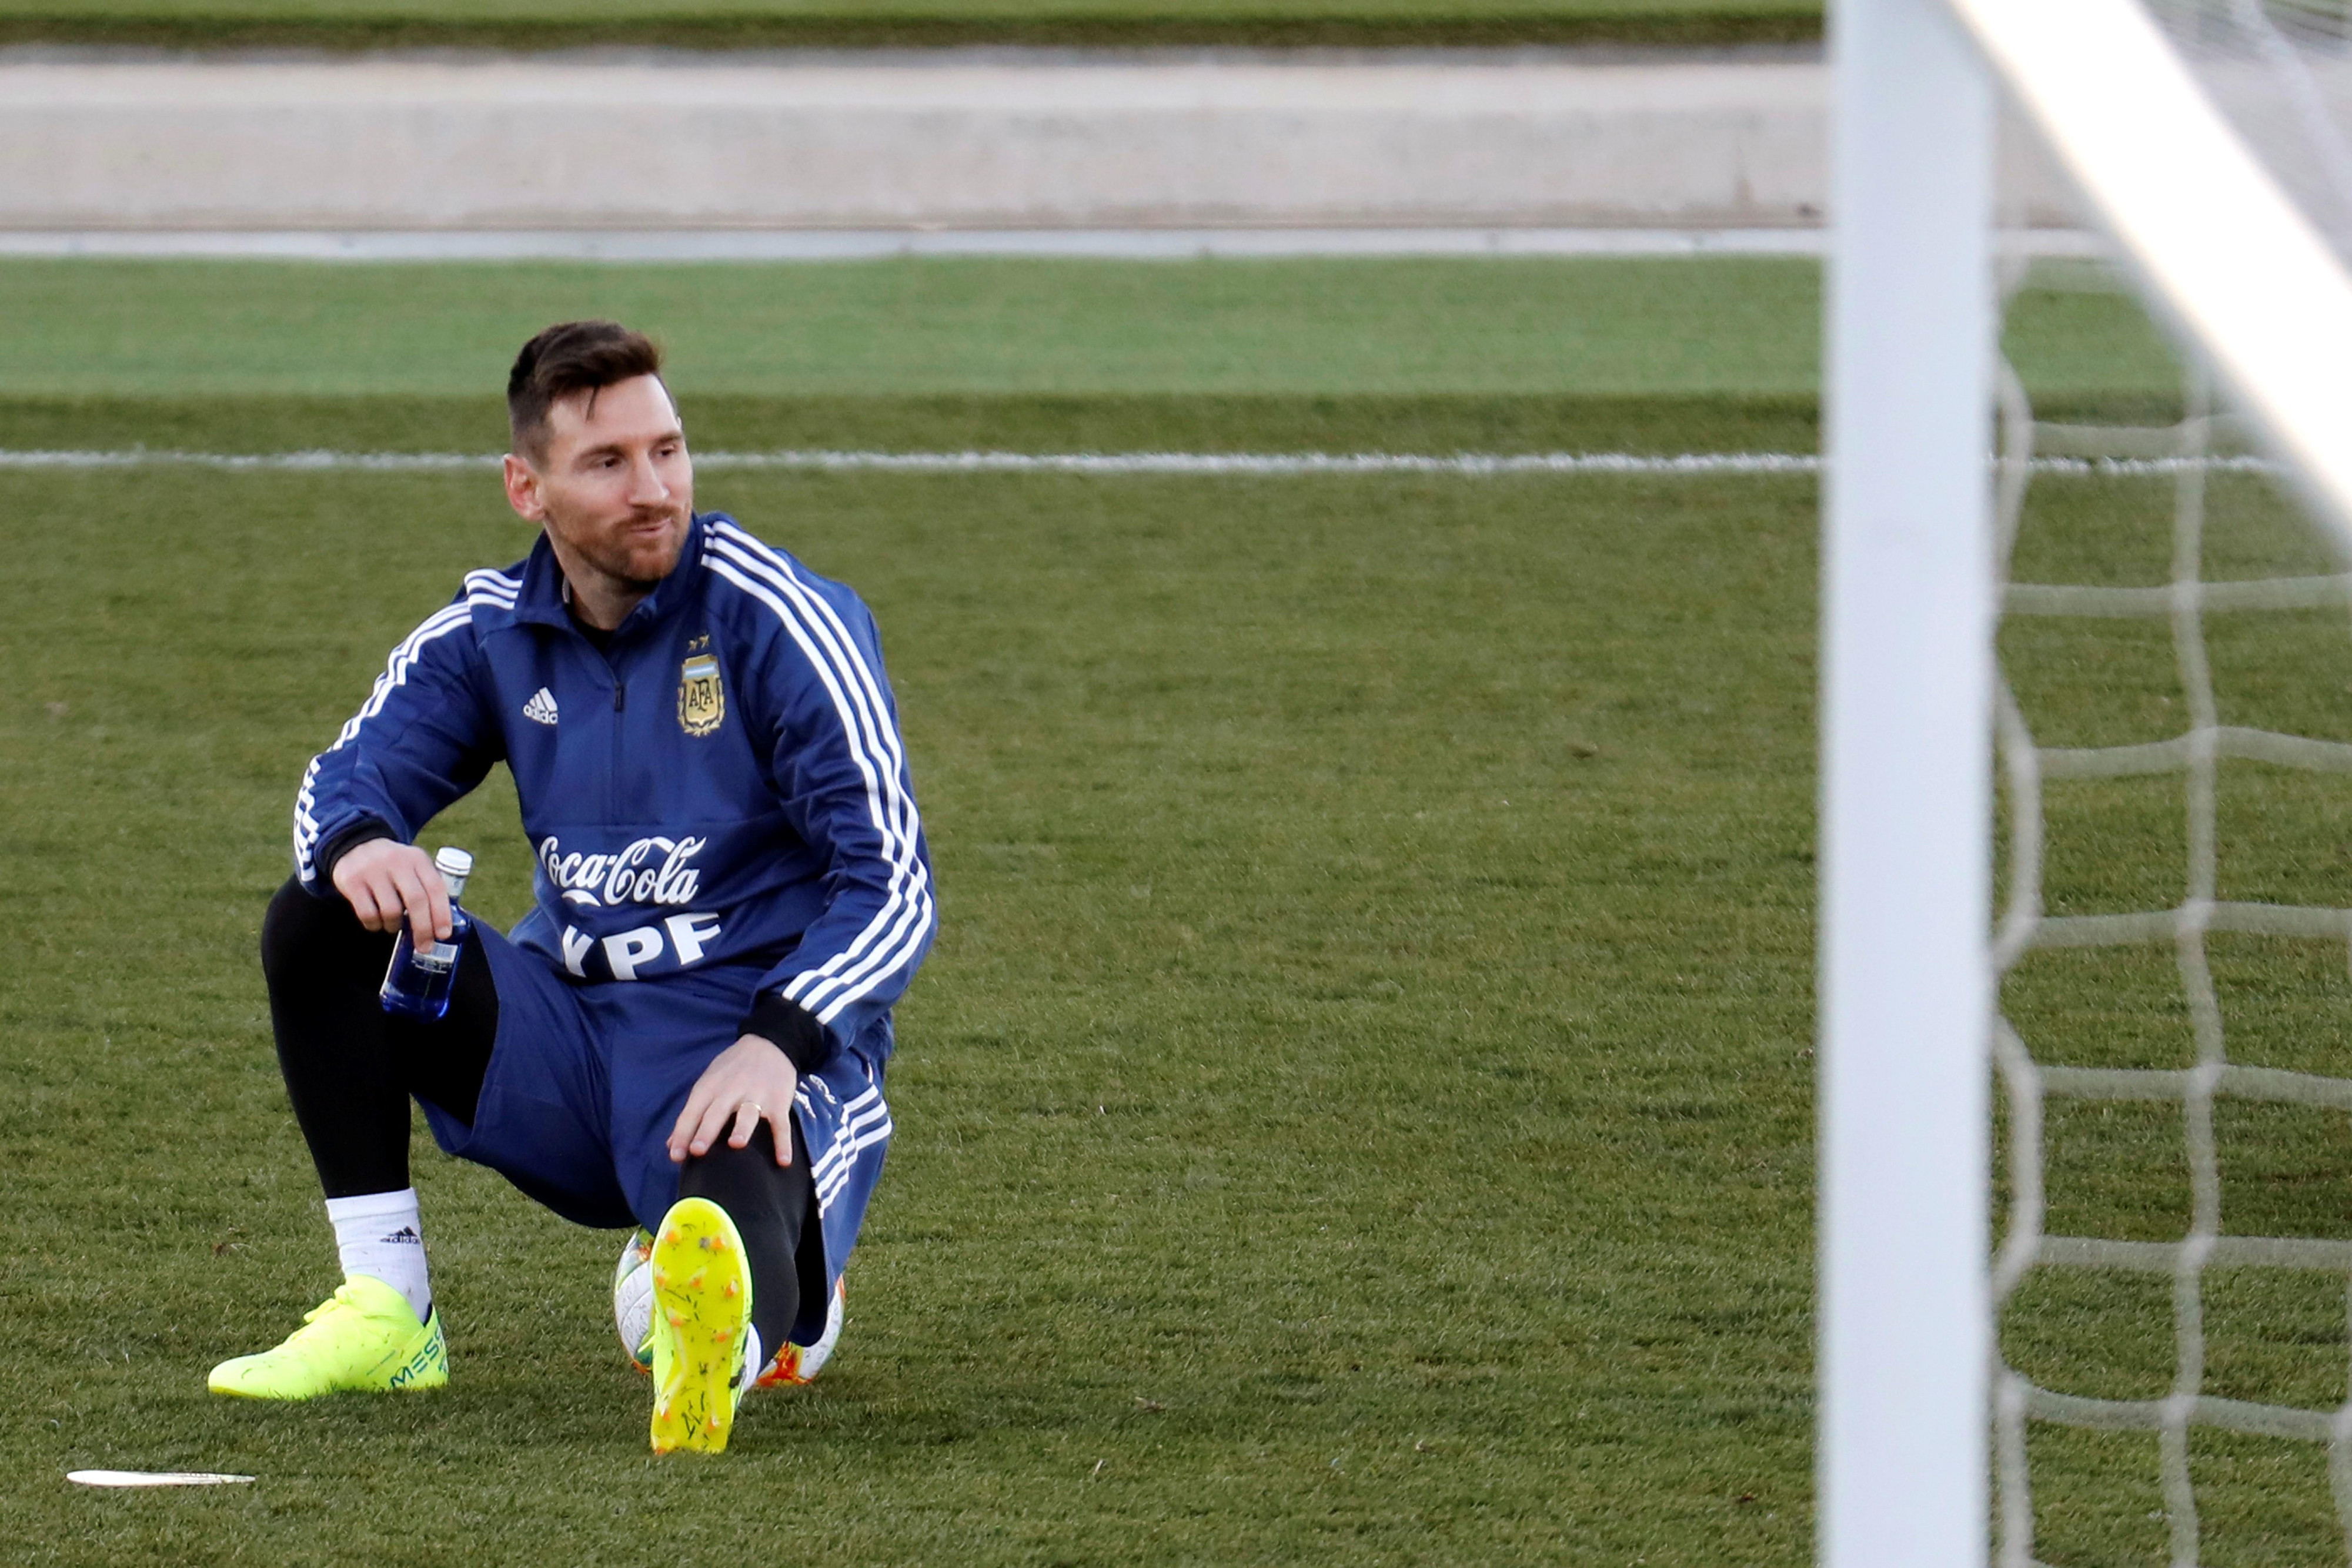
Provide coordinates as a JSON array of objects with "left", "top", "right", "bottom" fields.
[
  {"left": 0, "top": 447, "right": 2286, "bottom": 476},
  {"left": 1, "top": 447, "right": 1818, "bottom": 474}
]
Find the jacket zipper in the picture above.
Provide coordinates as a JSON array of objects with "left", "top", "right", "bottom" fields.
[{"left": 610, "top": 666, "right": 626, "bottom": 821}]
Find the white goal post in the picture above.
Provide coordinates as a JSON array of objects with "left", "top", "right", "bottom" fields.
[{"left": 1822, "top": 0, "right": 2352, "bottom": 1564}]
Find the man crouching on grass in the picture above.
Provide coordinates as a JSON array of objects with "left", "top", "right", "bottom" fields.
[{"left": 208, "top": 320, "right": 934, "bottom": 1454}]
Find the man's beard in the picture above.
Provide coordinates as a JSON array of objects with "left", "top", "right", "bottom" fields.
[{"left": 574, "top": 505, "right": 690, "bottom": 590}]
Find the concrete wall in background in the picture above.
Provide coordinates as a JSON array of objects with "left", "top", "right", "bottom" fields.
[{"left": 0, "top": 53, "right": 2081, "bottom": 233}]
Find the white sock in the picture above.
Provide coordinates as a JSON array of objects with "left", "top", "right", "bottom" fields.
[
  {"left": 325, "top": 1189, "right": 431, "bottom": 1323},
  {"left": 742, "top": 1323, "right": 764, "bottom": 1388}
]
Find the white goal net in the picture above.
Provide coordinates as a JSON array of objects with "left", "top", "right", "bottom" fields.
[
  {"left": 1992, "top": 312, "right": 2352, "bottom": 1564},
  {"left": 1827, "top": 0, "right": 2352, "bottom": 1563},
  {"left": 1992, "top": 5, "right": 2352, "bottom": 1564}
]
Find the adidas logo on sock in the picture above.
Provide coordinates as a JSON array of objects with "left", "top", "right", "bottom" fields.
[
  {"left": 380, "top": 1225, "right": 422, "bottom": 1246},
  {"left": 523, "top": 687, "right": 560, "bottom": 726}
]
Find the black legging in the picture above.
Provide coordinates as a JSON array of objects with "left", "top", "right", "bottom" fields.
[{"left": 259, "top": 877, "right": 812, "bottom": 1356}]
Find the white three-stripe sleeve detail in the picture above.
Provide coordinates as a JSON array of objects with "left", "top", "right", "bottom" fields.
[
  {"left": 701, "top": 553, "right": 934, "bottom": 1023},
  {"left": 710, "top": 524, "right": 921, "bottom": 858},
  {"left": 702, "top": 554, "right": 934, "bottom": 1022},
  {"left": 292, "top": 755, "right": 328, "bottom": 880},
  {"left": 295, "top": 603, "right": 469, "bottom": 870},
  {"left": 808, "top": 1093, "right": 894, "bottom": 1209},
  {"left": 700, "top": 556, "right": 907, "bottom": 883},
  {"left": 701, "top": 549, "right": 930, "bottom": 1018},
  {"left": 806, "top": 1087, "right": 888, "bottom": 1186},
  {"left": 817, "top": 1116, "right": 893, "bottom": 1209},
  {"left": 704, "top": 536, "right": 933, "bottom": 1018},
  {"left": 332, "top": 584, "right": 513, "bottom": 747},
  {"left": 291, "top": 579, "right": 514, "bottom": 877},
  {"left": 707, "top": 531, "right": 921, "bottom": 870},
  {"left": 704, "top": 530, "right": 924, "bottom": 907},
  {"left": 705, "top": 525, "right": 931, "bottom": 1011}
]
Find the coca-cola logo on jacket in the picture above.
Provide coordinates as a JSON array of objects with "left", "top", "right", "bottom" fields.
[{"left": 537, "top": 835, "right": 707, "bottom": 909}]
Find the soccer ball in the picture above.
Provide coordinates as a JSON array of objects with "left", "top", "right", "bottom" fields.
[
  {"left": 613, "top": 1228, "right": 658, "bottom": 1371},
  {"left": 611, "top": 1228, "right": 846, "bottom": 1383},
  {"left": 761, "top": 1275, "right": 845, "bottom": 1388}
]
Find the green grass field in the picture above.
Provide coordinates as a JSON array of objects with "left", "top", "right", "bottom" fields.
[
  {"left": 6, "top": 255, "right": 2344, "bottom": 1564},
  {"left": 2, "top": 256, "right": 2188, "bottom": 403},
  {"left": 0, "top": 0, "right": 1816, "bottom": 49}
]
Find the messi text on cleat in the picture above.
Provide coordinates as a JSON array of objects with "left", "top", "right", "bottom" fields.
[{"left": 207, "top": 1275, "right": 447, "bottom": 1400}]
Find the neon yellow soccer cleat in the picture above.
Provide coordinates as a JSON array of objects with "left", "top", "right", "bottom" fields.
[
  {"left": 647, "top": 1196, "right": 754, "bottom": 1455},
  {"left": 620, "top": 1229, "right": 846, "bottom": 1389},
  {"left": 208, "top": 1276, "right": 447, "bottom": 1400}
]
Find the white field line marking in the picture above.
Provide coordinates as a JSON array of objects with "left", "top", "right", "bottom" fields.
[
  {"left": 0, "top": 448, "right": 2289, "bottom": 476},
  {"left": 67, "top": 1470, "right": 256, "bottom": 1487},
  {"left": 0, "top": 230, "right": 2116, "bottom": 264},
  {"left": 0, "top": 228, "right": 1837, "bottom": 262}
]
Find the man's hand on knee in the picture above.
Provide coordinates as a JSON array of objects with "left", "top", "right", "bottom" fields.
[
  {"left": 670, "top": 1035, "right": 799, "bottom": 1166},
  {"left": 332, "top": 838, "right": 455, "bottom": 947}
]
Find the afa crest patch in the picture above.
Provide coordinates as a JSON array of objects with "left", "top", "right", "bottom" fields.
[{"left": 678, "top": 652, "right": 724, "bottom": 737}]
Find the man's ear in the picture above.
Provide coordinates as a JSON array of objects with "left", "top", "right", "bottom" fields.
[{"left": 502, "top": 453, "right": 546, "bottom": 523}]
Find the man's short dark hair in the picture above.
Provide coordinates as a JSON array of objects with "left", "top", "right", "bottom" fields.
[{"left": 507, "top": 320, "right": 666, "bottom": 463}]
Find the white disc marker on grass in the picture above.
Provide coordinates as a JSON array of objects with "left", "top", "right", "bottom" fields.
[{"left": 67, "top": 1470, "right": 255, "bottom": 1488}]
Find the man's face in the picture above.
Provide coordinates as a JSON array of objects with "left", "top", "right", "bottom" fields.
[{"left": 503, "top": 374, "right": 694, "bottom": 593}]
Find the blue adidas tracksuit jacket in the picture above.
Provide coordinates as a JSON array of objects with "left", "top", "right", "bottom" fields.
[{"left": 292, "top": 513, "right": 936, "bottom": 1063}]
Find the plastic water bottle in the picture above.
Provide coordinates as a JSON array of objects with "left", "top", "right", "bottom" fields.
[{"left": 380, "top": 847, "right": 475, "bottom": 1021}]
